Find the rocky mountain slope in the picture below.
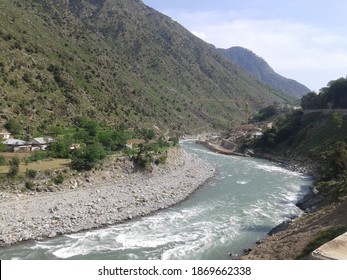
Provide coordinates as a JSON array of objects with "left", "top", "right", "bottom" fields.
[
  {"left": 219, "top": 46, "right": 311, "bottom": 99},
  {"left": 0, "top": 0, "right": 290, "bottom": 136}
]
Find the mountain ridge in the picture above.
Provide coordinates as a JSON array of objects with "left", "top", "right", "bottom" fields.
[
  {"left": 218, "top": 46, "right": 311, "bottom": 99},
  {"left": 0, "top": 0, "right": 290, "bottom": 136}
]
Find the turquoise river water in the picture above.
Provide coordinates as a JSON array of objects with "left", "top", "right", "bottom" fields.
[{"left": 0, "top": 140, "right": 312, "bottom": 260}]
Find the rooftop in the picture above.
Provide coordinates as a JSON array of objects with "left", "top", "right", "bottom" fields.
[
  {"left": 3, "top": 139, "right": 27, "bottom": 146},
  {"left": 29, "top": 137, "right": 55, "bottom": 145}
]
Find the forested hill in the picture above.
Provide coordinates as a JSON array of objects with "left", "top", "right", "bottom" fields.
[
  {"left": 0, "top": 0, "right": 290, "bottom": 136},
  {"left": 301, "top": 77, "right": 347, "bottom": 109},
  {"left": 251, "top": 77, "right": 347, "bottom": 213},
  {"left": 218, "top": 47, "right": 311, "bottom": 99}
]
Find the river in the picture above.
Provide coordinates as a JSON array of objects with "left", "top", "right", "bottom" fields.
[{"left": 0, "top": 140, "right": 312, "bottom": 260}]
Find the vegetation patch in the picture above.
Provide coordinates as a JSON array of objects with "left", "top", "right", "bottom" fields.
[
  {"left": 0, "top": 0, "right": 290, "bottom": 136},
  {"left": 0, "top": 117, "right": 178, "bottom": 192}
]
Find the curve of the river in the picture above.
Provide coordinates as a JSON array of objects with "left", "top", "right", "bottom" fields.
[{"left": 0, "top": 140, "right": 312, "bottom": 260}]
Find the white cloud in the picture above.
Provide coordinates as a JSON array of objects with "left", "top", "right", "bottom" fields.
[{"left": 174, "top": 12, "right": 347, "bottom": 92}]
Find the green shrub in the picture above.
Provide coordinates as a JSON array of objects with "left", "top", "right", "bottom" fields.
[
  {"left": 53, "top": 173, "right": 64, "bottom": 185},
  {"left": 0, "top": 142, "right": 9, "bottom": 152},
  {"left": 169, "top": 137, "right": 179, "bottom": 146},
  {"left": 70, "top": 142, "right": 107, "bottom": 171},
  {"left": 147, "top": 143, "right": 159, "bottom": 152},
  {"left": 9, "top": 79, "right": 18, "bottom": 87},
  {"left": 50, "top": 140, "right": 71, "bottom": 158},
  {"left": 0, "top": 155, "right": 6, "bottom": 166},
  {"left": 22, "top": 73, "right": 32, "bottom": 83},
  {"left": 155, "top": 154, "right": 167, "bottom": 165},
  {"left": 28, "top": 151, "right": 48, "bottom": 162},
  {"left": 25, "top": 169, "right": 37, "bottom": 179},
  {"left": 7, "top": 157, "right": 20, "bottom": 178},
  {"left": 139, "top": 129, "right": 155, "bottom": 142},
  {"left": 4, "top": 119, "right": 22, "bottom": 135},
  {"left": 25, "top": 181, "right": 35, "bottom": 190},
  {"left": 133, "top": 145, "right": 154, "bottom": 172},
  {"left": 98, "top": 129, "right": 129, "bottom": 151}
]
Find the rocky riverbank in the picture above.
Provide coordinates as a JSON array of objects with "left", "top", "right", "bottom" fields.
[
  {"left": 240, "top": 195, "right": 347, "bottom": 259},
  {"left": 236, "top": 153, "right": 347, "bottom": 260},
  {"left": 0, "top": 147, "right": 215, "bottom": 246},
  {"left": 194, "top": 138, "right": 346, "bottom": 259},
  {"left": 196, "top": 136, "right": 318, "bottom": 175}
]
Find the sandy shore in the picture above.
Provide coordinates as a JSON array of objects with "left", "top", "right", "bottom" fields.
[{"left": 0, "top": 148, "right": 215, "bottom": 246}]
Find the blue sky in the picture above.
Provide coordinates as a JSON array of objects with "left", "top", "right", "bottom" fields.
[{"left": 143, "top": 0, "right": 347, "bottom": 92}]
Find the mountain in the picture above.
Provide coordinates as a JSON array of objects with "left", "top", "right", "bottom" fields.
[
  {"left": 218, "top": 47, "right": 311, "bottom": 99},
  {"left": 0, "top": 0, "right": 291, "bottom": 135}
]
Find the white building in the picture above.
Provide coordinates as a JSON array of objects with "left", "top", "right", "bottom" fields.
[
  {"left": 28, "top": 137, "right": 55, "bottom": 151},
  {"left": 3, "top": 139, "right": 31, "bottom": 152},
  {"left": 0, "top": 129, "right": 11, "bottom": 140}
]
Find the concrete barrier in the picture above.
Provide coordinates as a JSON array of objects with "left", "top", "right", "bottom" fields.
[{"left": 310, "top": 232, "right": 347, "bottom": 260}]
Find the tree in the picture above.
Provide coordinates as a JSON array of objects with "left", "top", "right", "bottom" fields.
[
  {"left": 252, "top": 105, "right": 278, "bottom": 122},
  {"left": 111, "top": 130, "right": 129, "bottom": 150},
  {"left": 169, "top": 136, "right": 179, "bottom": 146},
  {"left": 330, "top": 142, "right": 347, "bottom": 178},
  {"left": 98, "top": 130, "right": 128, "bottom": 151},
  {"left": 74, "top": 117, "right": 98, "bottom": 137},
  {"left": 301, "top": 91, "right": 319, "bottom": 110},
  {"left": 4, "top": 119, "right": 22, "bottom": 135},
  {"left": 8, "top": 157, "right": 20, "bottom": 178},
  {"left": 50, "top": 139, "right": 71, "bottom": 158},
  {"left": 301, "top": 77, "right": 347, "bottom": 110},
  {"left": 133, "top": 143, "right": 154, "bottom": 172},
  {"left": 324, "top": 77, "right": 347, "bottom": 108},
  {"left": 84, "top": 120, "right": 98, "bottom": 137},
  {"left": 70, "top": 142, "right": 107, "bottom": 171},
  {"left": 140, "top": 129, "right": 155, "bottom": 142},
  {"left": 73, "top": 129, "right": 90, "bottom": 143},
  {"left": 324, "top": 141, "right": 347, "bottom": 181},
  {"left": 258, "top": 127, "right": 277, "bottom": 152},
  {"left": 25, "top": 169, "right": 37, "bottom": 179},
  {"left": 48, "top": 125, "right": 64, "bottom": 137},
  {"left": 97, "top": 130, "right": 113, "bottom": 151}
]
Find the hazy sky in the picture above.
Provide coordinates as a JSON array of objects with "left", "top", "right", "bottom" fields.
[{"left": 143, "top": 0, "right": 347, "bottom": 92}]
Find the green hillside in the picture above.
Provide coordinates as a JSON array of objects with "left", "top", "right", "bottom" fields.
[
  {"left": 257, "top": 77, "right": 347, "bottom": 159},
  {"left": 252, "top": 77, "right": 347, "bottom": 199},
  {"left": 260, "top": 111, "right": 347, "bottom": 159},
  {"left": 0, "top": 0, "right": 290, "bottom": 136}
]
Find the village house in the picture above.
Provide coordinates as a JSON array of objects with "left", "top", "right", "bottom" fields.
[
  {"left": 3, "top": 139, "right": 31, "bottom": 152},
  {"left": 28, "top": 137, "right": 55, "bottom": 151},
  {"left": 251, "top": 131, "right": 264, "bottom": 139},
  {"left": 2, "top": 136, "right": 55, "bottom": 152},
  {"left": 69, "top": 143, "right": 81, "bottom": 151},
  {"left": 245, "top": 127, "right": 264, "bottom": 140},
  {"left": 0, "top": 129, "right": 11, "bottom": 140}
]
